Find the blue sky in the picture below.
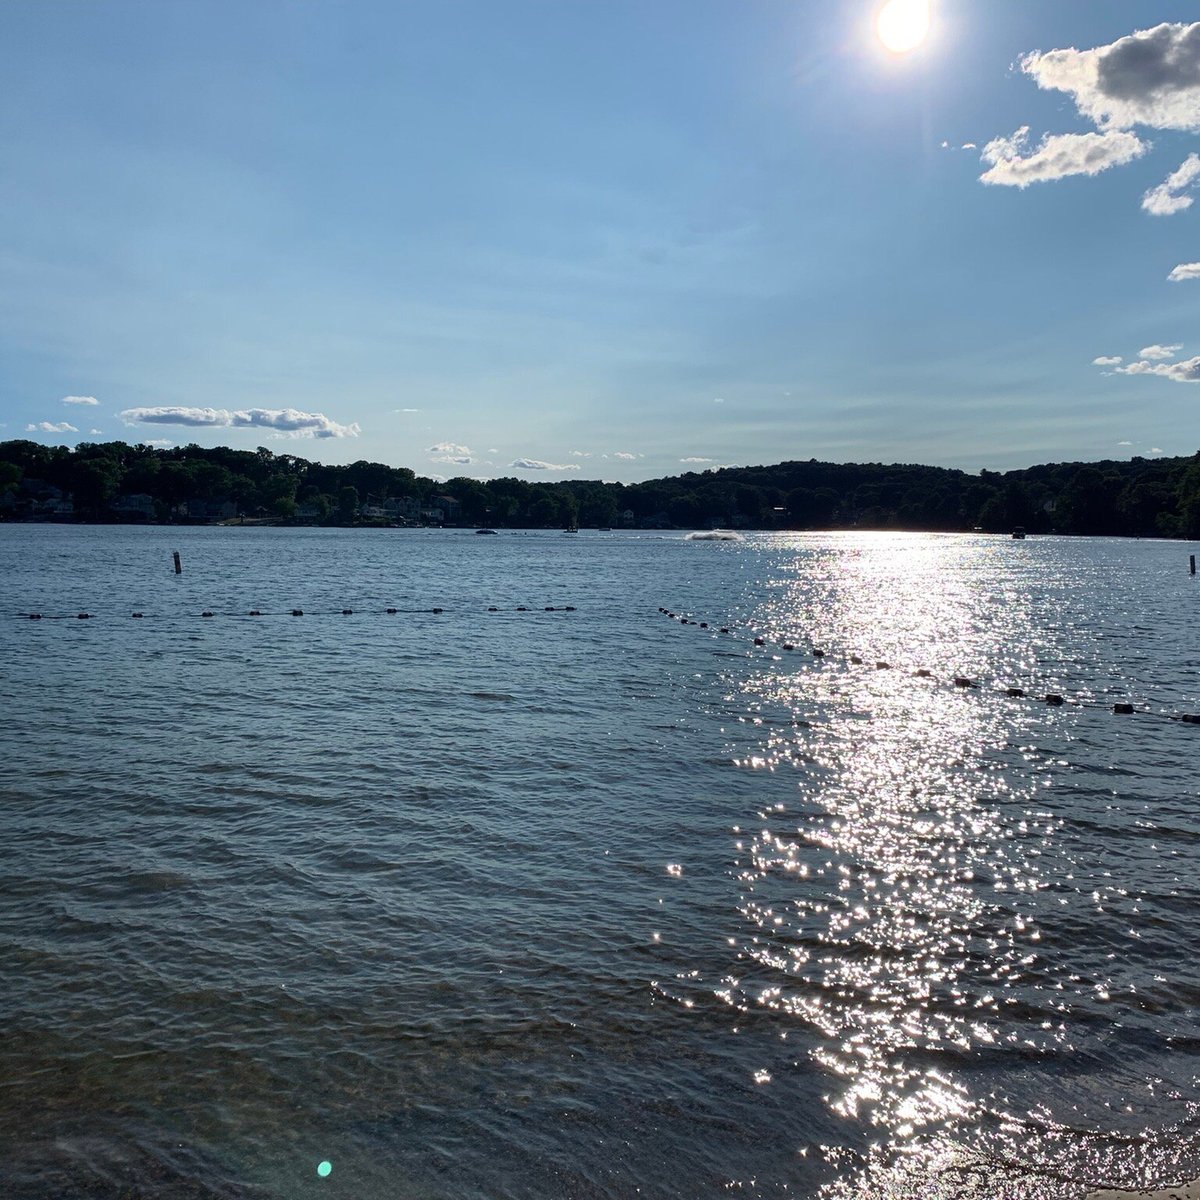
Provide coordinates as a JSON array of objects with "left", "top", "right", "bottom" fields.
[{"left": 2, "top": 1, "right": 1198, "bottom": 480}]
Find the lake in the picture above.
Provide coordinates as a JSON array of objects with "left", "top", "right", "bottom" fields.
[{"left": 2, "top": 525, "right": 1199, "bottom": 1199}]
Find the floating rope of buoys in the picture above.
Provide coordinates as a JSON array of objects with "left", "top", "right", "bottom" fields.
[
  {"left": 656, "top": 604, "right": 1198, "bottom": 727},
  {"left": 11, "top": 604, "right": 582, "bottom": 623}
]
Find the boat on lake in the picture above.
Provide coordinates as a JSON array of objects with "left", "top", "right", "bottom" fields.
[
  {"left": 475, "top": 528, "right": 498, "bottom": 535},
  {"left": 1011, "top": 527, "right": 1027, "bottom": 540}
]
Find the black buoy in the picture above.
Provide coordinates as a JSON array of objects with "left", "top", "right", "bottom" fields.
[
  {"left": 28, "top": 613, "right": 41, "bottom": 620},
  {"left": 342, "top": 609, "right": 353, "bottom": 615},
  {"left": 782, "top": 643, "right": 794, "bottom": 651},
  {"left": 699, "top": 622, "right": 708, "bottom": 629},
  {"left": 953, "top": 676, "right": 976, "bottom": 688},
  {"left": 564, "top": 606, "right": 576, "bottom": 611},
  {"left": 719, "top": 627, "right": 729, "bottom": 634},
  {"left": 132, "top": 612, "right": 143, "bottom": 619},
  {"left": 850, "top": 655, "right": 863, "bottom": 665},
  {"left": 545, "top": 606, "right": 555, "bottom": 611},
  {"left": 1045, "top": 693, "right": 1064, "bottom": 706},
  {"left": 201, "top": 611, "right": 213, "bottom": 618},
  {"left": 1006, "top": 687, "right": 1025, "bottom": 698},
  {"left": 387, "top": 608, "right": 398, "bottom": 614},
  {"left": 77, "top": 613, "right": 90, "bottom": 619},
  {"left": 1181, "top": 714, "right": 1200, "bottom": 724},
  {"left": 1113, "top": 703, "right": 1135, "bottom": 715},
  {"left": 291, "top": 609, "right": 303, "bottom": 616},
  {"left": 754, "top": 637, "right": 765, "bottom": 646},
  {"left": 876, "top": 661, "right": 890, "bottom": 670},
  {"left": 488, "top": 606, "right": 498, "bottom": 612},
  {"left": 812, "top": 648, "right": 825, "bottom": 658},
  {"left": 516, "top": 606, "right": 527, "bottom": 612},
  {"left": 915, "top": 668, "right": 931, "bottom": 678},
  {"left": 249, "top": 610, "right": 261, "bottom": 616},
  {"left": 431, "top": 607, "right": 443, "bottom": 613}
]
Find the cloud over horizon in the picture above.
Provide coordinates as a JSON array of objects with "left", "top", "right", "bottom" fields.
[
  {"left": 1116, "top": 355, "right": 1200, "bottom": 383},
  {"left": 62, "top": 395, "right": 99, "bottom": 406},
  {"left": 26, "top": 420, "right": 78, "bottom": 433},
  {"left": 509, "top": 458, "right": 581, "bottom": 471},
  {"left": 427, "top": 441, "right": 473, "bottom": 464},
  {"left": 120, "top": 406, "right": 360, "bottom": 438}
]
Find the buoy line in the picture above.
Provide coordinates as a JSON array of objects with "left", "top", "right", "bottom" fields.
[
  {"left": 10, "top": 605, "right": 579, "bottom": 621},
  {"left": 656, "top": 607, "right": 1200, "bottom": 727}
]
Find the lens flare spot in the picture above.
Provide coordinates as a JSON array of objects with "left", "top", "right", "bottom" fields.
[{"left": 317, "top": 1160, "right": 332, "bottom": 1178}]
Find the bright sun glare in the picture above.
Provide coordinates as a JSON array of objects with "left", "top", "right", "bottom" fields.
[{"left": 876, "top": 0, "right": 930, "bottom": 54}]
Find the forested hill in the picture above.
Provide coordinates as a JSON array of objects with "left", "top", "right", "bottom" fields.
[{"left": 2, "top": 438, "right": 1199, "bottom": 537}]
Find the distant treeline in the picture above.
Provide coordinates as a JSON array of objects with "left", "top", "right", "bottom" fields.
[{"left": 2, "top": 438, "right": 1200, "bottom": 537}]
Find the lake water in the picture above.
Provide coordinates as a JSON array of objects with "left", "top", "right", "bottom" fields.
[{"left": 3, "top": 525, "right": 1200, "bottom": 1199}]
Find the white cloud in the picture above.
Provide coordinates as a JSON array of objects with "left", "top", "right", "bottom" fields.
[
  {"left": 680, "top": 456, "right": 714, "bottom": 463},
  {"left": 1021, "top": 22, "right": 1200, "bottom": 132},
  {"left": 431, "top": 454, "right": 472, "bottom": 465},
  {"left": 427, "top": 441, "right": 472, "bottom": 457},
  {"left": 569, "top": 450, "right": 591, "bottom": 457},
  {"left": 62, "top": 395, "right": 99, "bottom": 406},
  {"left": 1142, "top": 153, "right": 1200, "bottom": 214},
  {"left": 1151, "top": 447, "right": 1164, "bottom": 454},
  {"left": 713, "top": 397, "right": 725, "bottom": 403},
  {"left": 961, "top": 142, "right": 977, "bottom": 150},
  {"left": 612, "top": 451, "right": 640, "bottom": 460},
  {"left": 142, "top": 438, "right": 174, "bottom": 447},
  {"left": 1117, "top": 440, "right": 1133, "bottom": 445},
  {"left": 1093, "top": 355, "right": 1123, "bottom": 365},
  {"left": 1168, "top": 261, "right": 1200, "bottom": 281},
  {"left": 1139, "top": 343, "right": 1181, "bottom": 359},
  {"left": 1116, "top": 356, "right": 1200, "bottom": 382},
  {"left": 509, "top": 458, "right": 581, "bottom": 471},
  {"left": 120, "top": 406, "right": 359, "bottom": 437},
  {"left": 979, "top": 126, "right": 1146, "bottom": 187},
  {"left": 396, "top": 407, "right": 421, "bottom": 413},
  {"left": 88, "top": 427, "right": 104, "bottom": 435},
  {"left": 25, "top": 420, "right": 78, "bottom": 433}
]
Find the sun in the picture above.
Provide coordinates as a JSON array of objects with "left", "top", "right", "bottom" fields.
[{"left": 876, "top": 0, "right": 930, "bottom": 54}]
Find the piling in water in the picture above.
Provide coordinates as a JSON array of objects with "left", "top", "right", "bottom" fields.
[{"left": 173, "top": 551, "right": 182, "bottom": 575}]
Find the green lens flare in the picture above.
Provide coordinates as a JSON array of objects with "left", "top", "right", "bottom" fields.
[{"left": 317, "top": 1160, "right": 332, "bottom": 1178}]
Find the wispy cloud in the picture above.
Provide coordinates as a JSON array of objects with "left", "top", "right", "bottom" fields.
[
  {"left": 120, "top": 406, "right": 360, "bottom": 438},
  {"left": 979, "top": 126, "right": 1146, "bottom": 187},
  {"left": 62, "top": 395, "right": 99, "bottom": 406},
  {"left": 396, "top": 407, "right": 421, "bottom": 413},
  {"left": 88, "top": 428, "right": 104, "bottom": 435},
  {"left": 1116, "top": 356, "right": 1200, "bottom": 382},
  {"left": 680, "top": 456, "right": 714, "bottom": 463},
  {"left": 569, "top": 450, "right": 591, "bottom": 457},
  {"left": 1168, "top": 261, "right": 1200, "bottom": 281},
  {"left": 509, "top": 458, "right": 581, "bottom": 471},
  {"left": 1093, "top": 355, "right": 1123, "bottom": 365},
  {"left": 612, "top": 451, "right": 640, "bottom": 460},
  {"left": 1139, "top": 344, "right": 1181, "bottom": 360},
  {"left": 26, "top": 420, "right": 78, "bottom": 433},
  {"left": 1143, "top": 153, "right": 1200, "bottom": 215},
  {"left": 1117, "top": 440, "right": 1133, "bottom": 446},
  {"left": 142, "top": 438, "right": 174, "bottom": 447}
]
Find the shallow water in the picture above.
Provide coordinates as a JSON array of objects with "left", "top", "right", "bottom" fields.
[{"left": 2, "top": 526, "right": 1199, "bottom": 1198}]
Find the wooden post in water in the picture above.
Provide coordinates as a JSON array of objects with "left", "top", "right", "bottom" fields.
[
  {"left": 1191, "top": 554, "right": 1196, "bottom": 576},
  {"left": 173, "top": 550, "right": 182, "bottom": 575}
]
